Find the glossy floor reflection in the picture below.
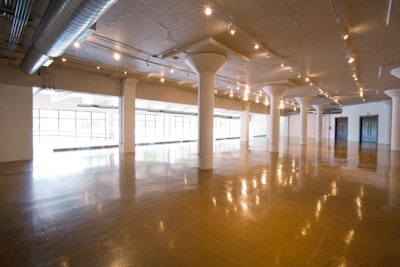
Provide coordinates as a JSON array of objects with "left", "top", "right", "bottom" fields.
[{"left": 0, "top": 138, "right": 399, "bottom": 266}]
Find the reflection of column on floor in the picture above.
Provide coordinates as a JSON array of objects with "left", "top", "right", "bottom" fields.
[
  {"left": 240, "top": 102, "right": 250, "bottom": 142},
  {"left": 295, "top": 97, "right": 313, "bottom": 145},
  {"left": 120, "top": 78, "right": 138, "bottom": 154},
  {"left": 268, "top": 152, "right": 279, "bottom": 188},
  {"left": 119, "top": 153, "right": 136, "bottom": 199},
  {"left": 388, "top": 151, "right": 400, "bottom": 208},
  {"left": 197, "top": 169, "right": 214, "bottom": 211},
  {"left": 186, "top": 53, "right": 227, "bottom": 170},
  {"left": 240, "top": 141, "right": 249, "bottom": 170},
  {"left": 385, "top": 89, "right": 400, "bottom": 151},
  {"left": 298, "top": 145, "right": 307, "bottom": 191},
  {"left": 263, "top": 85, "right": 288, "bottom": 152}
]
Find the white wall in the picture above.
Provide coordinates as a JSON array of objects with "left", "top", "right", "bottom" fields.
[
  {"left": 250, "top": 114, "right": 267, "bottom": 137},
  {"left": 328, "top": 101, "right": 391, "bottom": 144},
  {"left": 0, "top": 84, "right": 33, "bottom": 162},
  {"left": 287, "top": 113, "right": 318, "bottom": 138}
]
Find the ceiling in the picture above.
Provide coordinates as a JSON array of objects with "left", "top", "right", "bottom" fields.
[{"left": 1, "top": 0, "right": 400, "bottom": 108}]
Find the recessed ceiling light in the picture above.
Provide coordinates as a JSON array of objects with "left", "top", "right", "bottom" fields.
[
  {"left": 96, "top": 66, "right": 100, "bottom": 70},
  {"left": 170, "top": 68, "right": 174, "bottom": 73},
  {"left": 230, "top": 28, "right": 236, "bottom": 35},
  {"left": 254, "top": 44, "right": 260, "bottom": 50},
  {"left": 73, "top": 42, "right": 80, "bottom": 48},
  {"left": 204, "top": 6, "right": 212, "bottom": 16},
  {"left": 61, "top": 57, "right": 66, "bottom": 62},
  {"left": 114, "top": 53, "right": 120, "bottom": 60}
]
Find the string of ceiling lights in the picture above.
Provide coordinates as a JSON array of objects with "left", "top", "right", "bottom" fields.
[
  {"left": 197, "top": 0, "right": 341, "bottom": 107},
  {"left": 56, "top": 1, "right": 342, "bottom": 110},
  {"left": 330, "top": 0, "right": 364, "bottom": 102}
]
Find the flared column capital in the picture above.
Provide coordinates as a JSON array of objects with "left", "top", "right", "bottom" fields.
[
  {"left": 262, "top": 85, "right": 288, "bottom": 98},
  {"left": 185, "top": 53, "right": 227, "bottom": 74},
  {"left": 295, "top": 96, "right": 314, "bottom": 107},
  {"left": 385, "top": 89, "right": 400, "bottom": 99}
]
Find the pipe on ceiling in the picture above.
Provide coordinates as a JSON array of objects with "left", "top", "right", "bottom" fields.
[
  {"left": 9, "top": 0, "right": 34, "bottom": 58},
  {"left": 19, "top": 0, "right": 118, "bottom": 74}
]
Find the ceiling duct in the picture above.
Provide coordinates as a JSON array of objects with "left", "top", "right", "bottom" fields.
[{"left": 19, "top": 0, "right": 118, "bottom": 74}]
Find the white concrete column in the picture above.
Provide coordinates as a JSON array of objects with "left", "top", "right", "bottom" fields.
[
  {"left": 186, "top": 53, "right": 227, "bottom": 169},
  {"left": 385, "top": 89, "right": 400, "bottom": 151},
  {"left": 263, "top": 85, "right": 288, "bottom": 152},
  {"left": 312, "top": 104, "right": 323, "bottom": 143},
  {"left": 295, "top": 97, "right": 313, "bottom": 145},
  {"left": 240, "top": 102, "right": 250, "bottom": 142},
  {"left": 120, "top": 78, "right": 138, "bottom": 154}
]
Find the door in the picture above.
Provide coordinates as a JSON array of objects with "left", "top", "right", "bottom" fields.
[
  {"left": 335, "top": 117, "right": 348, "bottom": 141},
  {"left": 360, "top": 116, "right": 378, "bottom": 143}
]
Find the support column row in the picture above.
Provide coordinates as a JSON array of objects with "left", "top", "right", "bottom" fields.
[
  {"left": 186, "top": 53, "right": 227, "bottom": 170},
  {"left": 385, "top": 89, "right": 400, "bottom": 151},
  {"left": 263, "top": 85, "right": 287, "bottom": 152}
]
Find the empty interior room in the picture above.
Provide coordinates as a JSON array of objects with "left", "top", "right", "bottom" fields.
[{"left": 1, "top": 0, "right": 400, "bottom": 266}]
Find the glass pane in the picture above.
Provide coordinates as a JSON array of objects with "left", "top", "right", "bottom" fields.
[
  {"left": 59, "top": 110, "right": 75, "bottom": 119},
  {"left": 92, "top": 112, "right": 105, "bottom": 120},
  {"left": 33, "top": 109, "right": 39, "bottom": 118},
  {"left": 76, "top": 111, "right": 91, "bottom": 119},
  {"left": 40, "top": 109, "right": 58, "bottom": 118}
]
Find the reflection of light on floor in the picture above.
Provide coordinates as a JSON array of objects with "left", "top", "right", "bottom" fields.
[
  {"left": 356, "top": 196, "right": 362, "bottom": 220},
  {"left": 227, "top": 192, "right": 233, "bottom": 202},
  {"left": 301, "top": 222, "right": 311, "bottom": 236},
  {"left": 159, "top": 221, "right": 165, "bottom": 232},
  {"left": 261, "top": 170, "right": 267, "bottom": 185},
  {"left": 331, "top": 181, "right": 337, "bottom": 196},
  {"left": 241, "top": 180, "right": 247, "bottom": 195},
  {"left": 315, "top": 199, "right": 322, "bottom": 220},
  {"left": 344, "top": 228, "right": 355, "bottom": 246},
  {"left": 212, "top": 197, "right": 217, "bottom": 207}
]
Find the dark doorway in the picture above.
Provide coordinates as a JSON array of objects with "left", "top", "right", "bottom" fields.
[
  {"left": 360, "top": 115, "right": 378, "bottom": 143},
  {"left": 335, "top": 117, "right": 348, "bottom": 141}
]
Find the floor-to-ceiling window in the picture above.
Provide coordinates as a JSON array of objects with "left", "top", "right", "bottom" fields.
[
  {"left": 135, "top": 100, "right": 241, "bottom": 144},
  {"left": 33, "top": 88, "right": 120, "bottom": 153}
]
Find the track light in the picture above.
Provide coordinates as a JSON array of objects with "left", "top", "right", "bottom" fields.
[
  {"left": 114, "top": 52, "right": 120, "bottom": 60},
  {"left": 204, "top": 6, "right": 212, "bottom": 16}
]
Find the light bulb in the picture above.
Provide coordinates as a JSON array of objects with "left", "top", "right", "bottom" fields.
[{"left": 204, "top": 6, "right": 212, "bottom": 16}]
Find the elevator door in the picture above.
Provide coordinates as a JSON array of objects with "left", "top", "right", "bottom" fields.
[
  {"left": 360, "top": 116, "right": 378, "bottom": 143},
  {"left": 335, "top": 117, "right": 348, "bottom": 141}
]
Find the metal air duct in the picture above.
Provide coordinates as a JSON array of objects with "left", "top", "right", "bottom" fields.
[{"left": 19, "top": 0, "right": 118, "bottom": 74}]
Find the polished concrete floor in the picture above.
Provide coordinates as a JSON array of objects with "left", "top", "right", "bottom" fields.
[{"left": 0, "top": 138, "right": 399, "bottom": 266}]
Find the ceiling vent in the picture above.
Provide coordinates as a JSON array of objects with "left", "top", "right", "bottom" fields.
[{"left": 19, "top": 0, "right": 118, "bottom": 74}]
